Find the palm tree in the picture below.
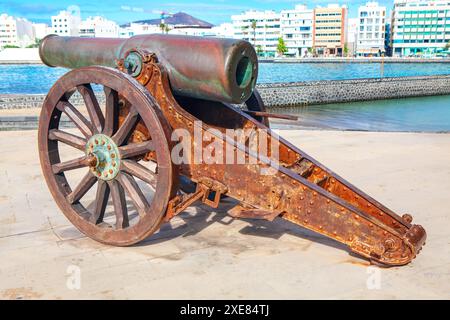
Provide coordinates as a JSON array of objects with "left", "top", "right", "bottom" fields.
[
  {"left": 159, "top": 23, "right": 166, "bottom": 34},
  {"left": 251, "top": 19, "right": 257, "bottom": 46}
]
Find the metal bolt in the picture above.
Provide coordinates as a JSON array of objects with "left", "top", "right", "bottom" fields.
[
  {"left": 402, "top": 213, "right": 413, "bottom": 224},
  {"left": 384, "top": 238, "right": 396, "bottom": 251}
]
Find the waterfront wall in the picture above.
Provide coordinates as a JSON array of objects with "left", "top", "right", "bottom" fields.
[
  {"left": 270, "top": 57, "right": 450, "bottom": 63},
  {"left": 257, "top": 75, "right": 450, "bottom": 107},
  {"left": 1, "top": 75, "right": 450, "bottom": 110}
]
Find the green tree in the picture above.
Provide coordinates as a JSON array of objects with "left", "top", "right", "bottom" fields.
[
  {"left": 164, "top": 24, "right": 171, "bottom": 34},
  {"left": 2, "top": 45, "right": 20, "bottom": 49},
  {"left": 159, "top": 23, "right": 166, "bottom": 34},
  {"left": 343, "top": 44, "right": 349, "bottom": 57},
  {"left": 276, "top": 37, "right": 287, "bottom": 56},
  {"left": 256, "top": 45, "right": 263, "bottom": 56},
  {"left": 250, "top": 19, "right": 257, "bottom": 45},
  {"left": 26, "top": 38, "right": 41, "bottom": 48}
]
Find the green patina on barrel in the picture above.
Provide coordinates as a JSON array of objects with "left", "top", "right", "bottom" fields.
[{"left": 39, "top": 34, "right": 258, "bottom": 104}]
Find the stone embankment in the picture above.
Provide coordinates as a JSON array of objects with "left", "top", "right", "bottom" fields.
[{"left": 1, "top": 75, "right": 450, "bottom": 110}]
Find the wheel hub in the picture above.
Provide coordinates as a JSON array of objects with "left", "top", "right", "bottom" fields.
[{"left": 86, "top": 134, "right": 120, "bottom": 181}]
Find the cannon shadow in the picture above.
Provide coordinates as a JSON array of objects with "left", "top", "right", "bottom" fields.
[{"left": 136, "top": 197, "right": 350, "bottom": 256}]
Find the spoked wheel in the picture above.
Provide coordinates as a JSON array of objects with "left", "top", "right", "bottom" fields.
[{"left": 38, "top": 66, "right": 176, "bottom": 246}]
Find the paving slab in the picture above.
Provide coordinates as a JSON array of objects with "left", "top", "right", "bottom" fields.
[{"left": 0, "top": 129, "right": 449, "bottom": 299}]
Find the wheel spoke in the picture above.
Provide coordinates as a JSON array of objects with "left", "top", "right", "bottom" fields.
[
  {"left": 119, "top": 141, "right": 154, "bottom": 159},
  {"left": 49, "top": 129, "right": 86, "bottom": 151},
  {"left": 112, "top": 107, "right": 139, "bottom": 146},
  {"left": 67, "top": 172, "right": 97, "bottom": 204},
  {"left": 109, "top": 179, "right": 129, "bottom": 229},
  {"left": 103, "top": 86, "right": 119, "bottom": 136},
  {"left": 57, "top": 101, "right": 94, "bottom": 138},
  {"left": 91, "top": 180, "right": 110, "bottom": 224},
  {"left": 121, "top": 160, "right": 157, "bottom": 189},
  {"left": 117, "top": 172, "right": 149, "bottom": 218},
  {"left": 77, "top": 84, "right": 104, "bottom": 134},
  {"left": 52, "top": 155, "right": 96, "bottom": 174}
]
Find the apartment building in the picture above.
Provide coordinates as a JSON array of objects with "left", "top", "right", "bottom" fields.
[
  {"left": 210, "top": 23, "right": 235, "bottom": 38},
  {"left": 79, "top": 16, "right": 119, "bottom": 38},
  {"left": 313, "top": 4, "right": 348, "bottom": 56},
  {"left": 280, "top": 5, "right": 313, "bottom": 57},
  {"left": 392, "top": 0, "right": 450, "bottom": 57},
  {"left": 51, "top": 10, "right": 81, "bottom": 36},
  {"left": 32, "top": 23, "right": 51, "bottom": 40},
  {"left": 232, "top": 10, "right": 281, "bottom": 57},
  {"left": 347, "top": 18, "right": 359, "bottom": 56},
  {"left": 357, "top": 2, "right": 386, "bottom": 56},
  {"left": 0, "top": 14, "right": 34, "bottom": 48}
]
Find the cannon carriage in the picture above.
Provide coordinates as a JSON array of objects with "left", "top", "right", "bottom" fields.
[{"left": 38, "top": 34, "right": 426, "bottom": 266}]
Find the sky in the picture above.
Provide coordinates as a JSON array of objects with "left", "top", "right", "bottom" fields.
[{"left": 0, "top": 0, "right": 394, "bottom": 25}]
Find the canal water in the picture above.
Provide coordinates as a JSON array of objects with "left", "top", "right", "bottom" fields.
[
  {"left": 270, "top": 94, "right": 450, "bottom": 132},
  {"left": 1, "top": 63, "right": 450, "bottom": 132},
  {"left": 1, "top": 63, "right": 450, "bottom": 94},
  {"left": 258, "top": 62, "right": 450, "bottom": 83}
]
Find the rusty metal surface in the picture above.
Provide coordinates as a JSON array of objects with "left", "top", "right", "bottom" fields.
[
  {"left": 136, "top": 54, "right": 426, "bottom": 266},
  {"left": 39, "top": 45, "right": 426, "bottom": 266},
  {"left": 39, "top": 34, "right": 257, "bottom": 104}
]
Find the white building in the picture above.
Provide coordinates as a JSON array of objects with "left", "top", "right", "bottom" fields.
[
  {"left": 280, "top": 4, "right": 313, "bottom": 57},
  {"left": 232, "top": 10, "right": 281, "bottom": 57},
  {"left": 51, "top": 10, "right": 81, "bottom": 36},
  {"left": 392, "top": 0, "right": 450, "bottom": 57},
  {"left": 210, "top": 23, "right": 235, "bottom": 38},
  {"left": 79, "top": 16, "right": 119, "bottom": 38},
  {"left": 119, "top": 26, "right": 135, "bottom": 38},
  {"left": 0, "top": 14, "right": 34, "bottom": 48},
  {"left": 347, "top": 18, "right": 359, "bottom": 56},
  {"left": 125, "top": 23, "right": 162, "bottom": 36},
  {"left": 169, "top": 27, "right": 214, "bottom": 37},
  {"left": 357, "top": 1, "right": 386, "bottom": 56},
  {"left": 32, "top": 23, "right": 51, "bottom": 40}
]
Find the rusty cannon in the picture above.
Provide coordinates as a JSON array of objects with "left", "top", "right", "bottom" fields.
[{"left": 38, "top": 34, "right": 426, "bottom": 266}]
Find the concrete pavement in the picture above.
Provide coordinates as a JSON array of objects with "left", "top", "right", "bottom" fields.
[{"left": 0, "top": 129, "right": 449, "bottom": 299}]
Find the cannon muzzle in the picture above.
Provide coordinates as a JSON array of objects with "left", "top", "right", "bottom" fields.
[{"left": 39, "top": 34, "right": 258, "bottom": 104}]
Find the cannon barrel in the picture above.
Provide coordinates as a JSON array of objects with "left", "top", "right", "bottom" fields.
[{"left": 39, "top": 34, "right": 258, "bottom": 104}]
